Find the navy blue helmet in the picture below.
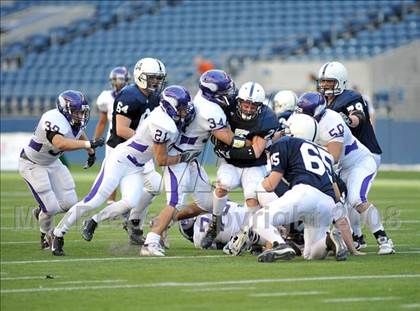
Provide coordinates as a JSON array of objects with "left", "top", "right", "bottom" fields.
[{"left": 56, "top": 90, "right": 90, "bottom": 128}]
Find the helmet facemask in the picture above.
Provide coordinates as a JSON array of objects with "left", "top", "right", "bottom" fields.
[
  {"left": 68, "top": 104, "right": 90, "bottom": 128},
  {"left": 317, "top": 78, "right": 341, "bottom": 96},
  {"left": 237, "top": 98, "right": 262, "bottom": 121},
  {"left": 141, "top": 73, "right": 166, "bottom": 93}
]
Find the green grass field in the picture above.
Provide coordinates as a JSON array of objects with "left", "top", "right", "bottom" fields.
[{"left": 1, "top": 166, "right": 420, "bottom": 311}]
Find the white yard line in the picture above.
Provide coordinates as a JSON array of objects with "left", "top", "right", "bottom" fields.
[
  {"left": 56, "top": 279, "right": 126, "bottom": 285},
  {"left": 1, "top": 239, "right": 126, "bottom": 245},
  {"left": 183, "top": 286, "right": 256, "bottom": 293},
  {"left": 324, "top": 296, "right": 400, "bottom": 303},
  {"left": 1, "top": 276, "right": 60, "bottom": 281},
  {"left": 0, "top": 255, "right": 228, "bottom": 265},
  {"left": 1, "top": 274, "right": 419, "bottom": 294},
  {"left": 401, "top": 303, "right": 420, "bottom": 309},
  {"left": 250, "top": 291, "right": 325, "bottom": 297}
]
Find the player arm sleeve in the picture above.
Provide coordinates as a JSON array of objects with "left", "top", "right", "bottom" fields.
[
  {"left": 228, "top": 145, "right": 257, "bottom": 160},
  {"left": 46, "top": 130, "right": 63, "bottom": 143}
]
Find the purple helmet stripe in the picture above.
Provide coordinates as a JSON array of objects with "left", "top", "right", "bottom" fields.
[
  {"left": 24, "top": 178, "right": 47, "bottom": 213},
  {"left": 84, "top": 167, "right": 105, "bottom": 203}
]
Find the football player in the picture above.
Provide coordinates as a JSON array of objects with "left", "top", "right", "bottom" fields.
[
  {"left": 18, "top": 90, "right": 104, "bottom": 249},
  {"left": 106, "top": 58, "right": 166, "bottom": 245},
  {"left": 317, "top": 61, "right": 382, "bottom": 248},
  {"left": 140, "top": 69, "right": 237, "bottom": 257},
  {"left": 93, "top": 66, "right": 130, "bottom": 204},
  {"left": 200, "top": 81, "right": 278, "bottom": 249},
  {"left": 179, "top": 201, "right": 266, "bottom": 253},
  {"left": 51, "top": 85, "right": 194, "bottom": 256},
  {"left": 296, "top": 92, "right": 394, "bottom": 255},
  {"left": 251, "top": 119, "right": 347, "bottom": 263}
]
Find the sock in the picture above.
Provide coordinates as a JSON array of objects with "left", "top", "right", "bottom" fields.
[
  {"left": 373, "top": 229, "right": 387, "bottom": 240},
  {"left": 129, "top": 191, "right": 154, "bottom": 222},
  {"left": 92, "top": 200, "right": 130, "bottom": 223},
  {"left": 144, "top": 232, "right": 161, "bottom": 245},
  {"left": 38, "top": 211, "right": 53, "bottom": 234},
  {"left": 348, "top": 207, "right": 362, "bottom": 236},
  {"left": 213, "top": 191, "right": 227, "bottom": 217},
  {"left": 361, "top": 204, "right": 384, "bottom": 234}
]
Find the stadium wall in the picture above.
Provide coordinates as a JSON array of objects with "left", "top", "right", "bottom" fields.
[
  {"left": 235, "top": 41, "right": 420, "bottom": 121},
  {"left": 1, "top": 116, "right": 419, "bottom": 168}
]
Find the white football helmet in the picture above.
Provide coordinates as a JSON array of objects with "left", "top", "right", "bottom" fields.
[
  {"left": 272, "top": 90, "right": 298, "bottom": 115},
  {"left": 286, "top": 113, "right": 319, "bottom": 142},
  {"left": 317, "top": 61, "right": 347, "bottom": 96},
  {"left": 236, "top": 81, "right": 265, "bottom": 120},
  {"left": 133, "top": 57, "right": 166, "bottom": 92}
]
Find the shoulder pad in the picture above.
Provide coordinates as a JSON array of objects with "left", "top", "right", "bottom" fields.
[{"left": 332, "top": 90, "right": 363, "bottom": 110}]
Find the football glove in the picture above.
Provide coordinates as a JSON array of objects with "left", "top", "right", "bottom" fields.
[{"left": 83, "top": 152, "right": 96, "bottom": 169}]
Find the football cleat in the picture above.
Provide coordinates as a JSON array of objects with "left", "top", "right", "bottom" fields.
[
  {"left": 140, "top": 242, "right": 165, "bottom": 257},
  {"left": 229, "top": 226, "right": 252, "bottom": 256},
  {"left": 125, "top": 220, "right": 145, "bottom": 246},
  {"left": 200, "top": 215, "right": 222, "bottom": 249},
  {"left": 40, "top": 232, "right": 50, "bottom": 250},
  {"left": 257, "top": 242, "right": 296, "bottom": 263},
  {"left": 352, "top": 234, "right": 367, "bottom": 250},
  {"left": 81, "top": 218, "right": 97, "bottom": 242},
  {"left": 51, "top": 235, "right": 65, "bottom": 256},
  {"left": 377, "top": 236, "right": 395, "bottom": 255},
  {"left": 327, "top": 229, "right": 348, "bottom": 261}
]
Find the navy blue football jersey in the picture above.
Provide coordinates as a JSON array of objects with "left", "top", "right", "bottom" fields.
[
  {"left": 328, "top": 89, "right": 382, "bottom": 155},
  {"left": 219, "top": 105, "right": 279, "bottom": 168},
  {"left": 278, "top": 110, "right": 294, "bottom": 130},
  {"left": 270, "top": 136, "right": 336, "bottom": 200},
  {"left": 107, "top": 84, "right": 160, "bottom": 148}
]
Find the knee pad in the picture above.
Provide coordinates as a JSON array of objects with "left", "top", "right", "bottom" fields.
[
  {"left": 58, "top": 189, "right": 78, "bottom": 212},
  {"left": 244, "top": 181, "right": 260, "bottom": 200},
  {"left": 144, "top": 171, "right": 163, "bottom": 196},
  {"left": 40, "top": 191, "right": 62, "bottom": 216}
]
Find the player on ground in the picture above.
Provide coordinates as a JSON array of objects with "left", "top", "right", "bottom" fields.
[
  {"left": 19, "top": 90, "right": 104, "bottom": 249},
  {"left": 296, "top": 92, "right": 394, "bottom": 255},
  {"left": 317, "top": 61, "right": 382, "bottom": 249},
  {"left": 201, "top": 81, "right": 278, "bottom": 249},
  {"left": 107, "top": 58, "right": 166, "bottom": 245},
  {"left": 51, "top": 86, "right": 194, "bottom": 256},
  {"left": 249, "top": 118, "right": 347, "bottom": 262},
  {"left": 140, "top": 69, "right": 237, "bottom": 257},
  {"left": 93, "top": 66, "right": 130, "bottom": 203}
]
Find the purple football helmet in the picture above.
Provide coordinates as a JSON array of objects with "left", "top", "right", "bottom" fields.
[
  {"left": 160, "top": 85, "right": 195, "bottom": 127},
  {"left": 109, "top": 66, "right": 130, "bottom": 91},
  {"left": 56, "top": 90, "right": 90, "bottom": 128},
  {"left": 296, "top": 92, "right": 326, "bottom": 120},
  {"left": 199, "top": 69, "right": 234, "bottom": 106}
]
